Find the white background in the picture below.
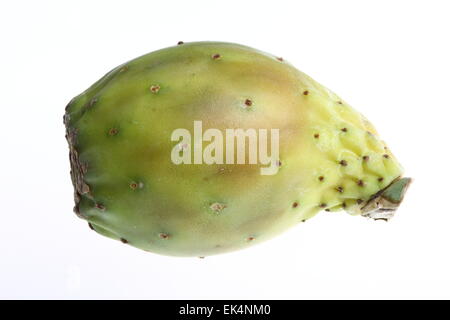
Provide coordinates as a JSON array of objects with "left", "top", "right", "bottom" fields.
[{"left": 1, "top": 0, "right": 449, "bottom": 299}]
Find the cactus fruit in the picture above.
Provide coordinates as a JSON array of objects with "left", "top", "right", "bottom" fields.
[{"left": 64, "top": 41, "right": 410, "bottom": 257}]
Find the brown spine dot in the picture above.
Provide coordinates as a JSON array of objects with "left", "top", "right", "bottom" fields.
[
  {"left": 383, "top": 154, "right": 390, "bottom": 159},
  {"left": 301, "top": 219, "right": 306, "bottom": 223},
  {"left": 314, "top": 133, "right": 320, "bottom": 139},
  {"left": 159, "top": 233, "right": 169, "bottom": 239},
  {"left": 341, "top": 127, "right": 348, "bottom": 132},
  {"left": 292, "top": 202, "right": 299, "bottom": 208},
  {"left": 337, "top": 101, "right": 343, "bottom": 105},
  {"left": 339, "top": 160, "right": 348, "bottom": 166},
  {"left": 318, "top": 176, "right": 324, "bottom": 182},
  {"left": 244, "top": 99, "right": 253, "bottom": 107},
  {"left": 277, "top": 57, "right": 284, "bottom": 61},
  {"left": 303, "top": 90, "right": 309, "bottom": 95},
  {"left": 336, "top": 186, "right": 344, "bottom": 193},
  {"left": 210, "top": 202, "right": 227, "bottom": 213},
  {"left": 378, "top": 177, "right": 384, "bottom": 182},
  {"left": 277, "top": 160, "right": 282, "bottom": 167},
  {"left": 109, "top": 128, "right": 118, "bottom": 136},
  {"left": 177, "top": 41, "right": 184, "bottom": 45},
  {"left": 356, "top": 199, "right": 364, "bottom": 205},
  {"left": 120, "top": 238, "right": 128, "bottom": 244},
  {"left": 212, "top": 53, "right": 221, "bottom": 60},
  {"left": 342, "top": 202, "right": 347, "bottom": 208},
  {"left": 319, "top": 203, "right": 327, "bottom": 208},
  {"left": 150, "top": 85, "right": 160, "bottom": 93},
  {"left": 325, "top": 209, "right": 330, "bottom": 212},
  {"left": 198, "top": 256, "right": 205, "bottom": 259},
  {"left": 247, "top": 237, "right": 255, "bottom": 241},
  {"left": 130, "top": 182, "right": 138, "bottom": 190},
  {"left": 362, "top": 155, "right": 370, "bottom": 161},
  {"left": 357, "top": 179, "right": 365, "bottom": 187},
  {"left": 88, "top": 222, "right": 94, "bottom": 230}
]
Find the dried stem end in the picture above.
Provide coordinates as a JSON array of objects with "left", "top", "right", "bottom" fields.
[{"left": 360, "top": 177, "right": 412, "bottom": 220}]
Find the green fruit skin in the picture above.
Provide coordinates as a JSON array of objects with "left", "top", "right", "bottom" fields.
[{"left": 64, "top": 42, "right": 404, "bottom": 257}]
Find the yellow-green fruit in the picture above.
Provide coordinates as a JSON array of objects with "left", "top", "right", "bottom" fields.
[{"left": 64, "top": 41, "right": 410, "bottom": 257}]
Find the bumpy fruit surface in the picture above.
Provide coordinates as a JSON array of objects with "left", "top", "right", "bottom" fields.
[{"left": 64, "top": 41, "right": 410, "bottom": 257}]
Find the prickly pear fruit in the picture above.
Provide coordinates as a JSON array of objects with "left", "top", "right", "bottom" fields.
[{"left": 64, "top": 41, "right": 410, "bottom": 257}]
